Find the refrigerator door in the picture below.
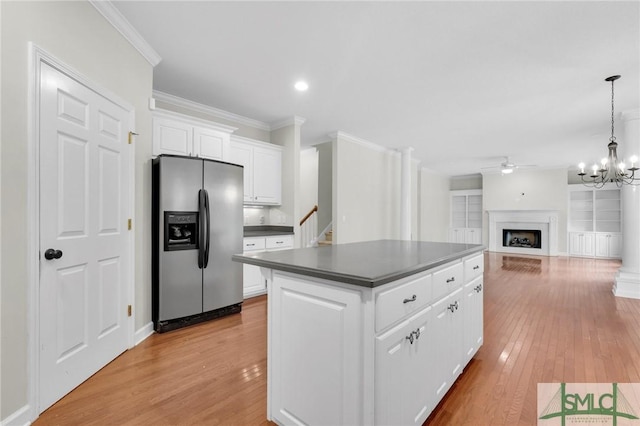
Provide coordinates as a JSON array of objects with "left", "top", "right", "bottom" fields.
[
  {"left": 202, "top": 159, "right": 244, "bottom": 312},
  {"left": 158, "top": 156, "right": 204, "bottom": 321}
]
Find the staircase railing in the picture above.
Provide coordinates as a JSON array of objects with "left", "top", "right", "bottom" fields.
[{"left": 300, "top": 205, "right": 318, "bottom": 247}]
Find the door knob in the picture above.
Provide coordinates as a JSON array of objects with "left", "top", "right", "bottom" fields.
[{"left": 44, "top": 249, "right": 63, "bottom": 260}]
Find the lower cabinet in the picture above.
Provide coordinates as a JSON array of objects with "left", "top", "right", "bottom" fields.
[
  {"left": 268, "top": 252, "right": 484, "bottom": 425},
  {"left": 449, "top": 227, "right": 482, "bottom": 244},
  {"left": 595, "top": 232, "right": 622, "bottom": 258},
  {"left": 243, "top": 235, "right": 293, "bottom": 298},
  {"left": 376, "top": 306, "right": 437, "bottom": 426},
  {"left": 569, "top": 231, "right": 621, "bottom": 259}
]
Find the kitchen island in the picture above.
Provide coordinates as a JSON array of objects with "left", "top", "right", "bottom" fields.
[{"left": 232, "top": 240, "right": 485, "bottom": 426}]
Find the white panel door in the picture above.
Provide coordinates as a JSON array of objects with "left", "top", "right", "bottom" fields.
[{"left": 39, "top": 63, "right": 130, "bottom": 412}]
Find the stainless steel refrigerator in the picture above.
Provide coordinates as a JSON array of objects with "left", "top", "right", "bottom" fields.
[{"left": 152, "top": 155, "right": 243, "bottom": 333}]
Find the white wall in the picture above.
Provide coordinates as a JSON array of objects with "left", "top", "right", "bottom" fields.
[
  {"left": 482, "top": 168, "right": 568, "bottom": 252},
  {"left": 418, "top": 168, "right": 451, "bottom": 242},
  {"left": 316, "top": 142, "right": 333, "bottom": 234},
  {"left": 332, "top": 132, "right": 401, "bottom": 244},
  {"left": 270, "top": 119, "right": 302, "bottom": 246},
  {"left": 1, "top": 1, "right": 153, "bottom": 421}
]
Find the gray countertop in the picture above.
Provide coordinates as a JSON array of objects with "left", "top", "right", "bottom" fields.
[
  {"left": 243, "top": 225, "right": 294, "bottom": 237},
  {"left": 232, "top": 239, "right": 484, "bottom": 288}
]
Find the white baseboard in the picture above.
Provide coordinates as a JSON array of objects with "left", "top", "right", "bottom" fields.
[
  {"left": 0, "top": 404, "right": 32, "bottom": 426},
  {"left": 134, "top": 321, "right": 155, "bottom": 346},
  {"left": 613, "top": 269, "right": 640, "bottom": 299}
]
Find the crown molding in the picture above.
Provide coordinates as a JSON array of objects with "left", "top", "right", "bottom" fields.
[
  {"left": 271, "top": 116, "right": 307, "bottom": 131},
  {"left": 153, "top": 108, "right": 238, "bottom": 133},
  {"left": 89, "top": 0, "right": 162, "bottom": 67},
  {"left": 329, "top": 131, "right": 399, "bottom": 156},
  {"left": 153, "top": 90, "right": 271, "bottom": 131}
]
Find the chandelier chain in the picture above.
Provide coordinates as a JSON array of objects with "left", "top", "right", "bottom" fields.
[{"left": 610, "top": 78, "right": 615, "bottom": 142}]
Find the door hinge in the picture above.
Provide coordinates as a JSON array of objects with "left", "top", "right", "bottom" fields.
[
  {"left": 127, "top": 305, "right": 132, "bottom": 317},
  {"left": 128, "top": 131, "right": 138, "bottom": 144},
  {"left": 128, "top": 218, "right": 132, "bottom": 230}
]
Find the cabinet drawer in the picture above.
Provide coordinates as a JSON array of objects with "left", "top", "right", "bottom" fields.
[
  {"left": 432, "top": 262, "right": 463, "bottom": 301},
  {"left": 375, "top": 273, "right": 432, "bottom": 332},
  {"left": 266, "top": 235, "right": 293, "bottom": 250},
  {"left": 243, "top": 237, "right": 266, "bottom": 252},
  {"left": 464, "top": 253, "right": 484, "bottom": 282}
]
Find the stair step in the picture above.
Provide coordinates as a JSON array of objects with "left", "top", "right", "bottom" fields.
[
  {"left": 318, "top": 240, "right": 333, "bottom": 246},
  {"left": 325, "top": 230, "right": 333, "bottom": 241}
]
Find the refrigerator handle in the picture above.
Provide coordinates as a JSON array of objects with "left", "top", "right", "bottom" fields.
[
  {"left": 198, "top": 189, "right": 205, "bottom": 269},
  {"left": 204, "top": 189, "right": 211, "bottom": 268}
]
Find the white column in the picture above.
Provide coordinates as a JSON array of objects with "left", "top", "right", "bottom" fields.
[
  {"left": 613, "top": 109, "right": 640, "bottom": 298},
  {"left": 399, "top": 147, "right": 413, "bottom": 240}
]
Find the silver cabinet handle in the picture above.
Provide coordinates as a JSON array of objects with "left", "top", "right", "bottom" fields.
[
  {"left": 473, "top": 265, "right": 480, "bottom": 270},
  {"left": 446, "top": 277, "right": 455, "bottom": 283},
  {"left": 406, "top": 333, "right": 414, "bottom": 344},
  {"left": 413, "top": 328, "right": 420, "bottom": 340},
  {"left": 403, "top": 294, "right": 417, "bottom": 304}
]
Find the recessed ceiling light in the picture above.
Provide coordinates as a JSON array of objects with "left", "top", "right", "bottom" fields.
[{"left": 294, "top": 81, "right": 309, "bottom": 92}]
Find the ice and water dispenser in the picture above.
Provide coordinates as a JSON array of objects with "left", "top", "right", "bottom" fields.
[{"left": 164, "top": 211, "right": 198, "bottom": 251}]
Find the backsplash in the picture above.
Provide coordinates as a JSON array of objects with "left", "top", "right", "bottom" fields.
[{"left": 244, "top": 207, "right": 288, "bottom": 226}]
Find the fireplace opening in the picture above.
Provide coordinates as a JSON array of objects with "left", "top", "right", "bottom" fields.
[{"left": 502, "top": 229, "right": 542, "bottom": 249}]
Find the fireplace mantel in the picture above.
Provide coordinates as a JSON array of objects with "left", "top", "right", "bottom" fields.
[{"left": 487, "top": 210, "right": 559, "bottom": 256}]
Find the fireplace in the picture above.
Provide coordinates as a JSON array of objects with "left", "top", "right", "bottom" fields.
[
  {"left": 487, "top": 210, "right": 559, "bottom": 256},
  {"left": 502, "top": 229, "right": 542, "bottom": 249}
]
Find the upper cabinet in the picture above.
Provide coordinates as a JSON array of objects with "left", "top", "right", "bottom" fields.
[
  {"left": 230, "top": 136, "right": 282, "bottom": 206},
  {"left": 152, "top": 111, "right": 236, "bottom": 161}
]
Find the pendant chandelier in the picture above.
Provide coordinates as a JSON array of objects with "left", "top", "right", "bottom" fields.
[{"left": 578, "top": 75, "right": 639, "bottom": 188}]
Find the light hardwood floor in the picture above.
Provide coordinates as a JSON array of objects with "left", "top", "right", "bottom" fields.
[{"left": 34, "top": 252, "right": 640, "bottom": 425}]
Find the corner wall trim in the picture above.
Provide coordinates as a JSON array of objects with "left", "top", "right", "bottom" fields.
[{"left": 135, "top": 322, "right": 155, "bottom": 346}]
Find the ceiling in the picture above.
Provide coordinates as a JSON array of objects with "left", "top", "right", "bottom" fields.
[{"left": 113, "top": 1, "right": 640, "bottom": 176}]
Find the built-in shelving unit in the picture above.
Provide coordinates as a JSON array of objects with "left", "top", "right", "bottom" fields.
[
  {"left": 568, "top": 185, "right": 622, "bottom": 258},
  {"left": 449, "top": 189, "right": 482, "bottom": 244}
]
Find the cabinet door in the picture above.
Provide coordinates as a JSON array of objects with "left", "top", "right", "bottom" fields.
[
  {"left": 608, "top": 233, "right": 622, "bottom": 258},
  {"left": 193, "top": 126, "right": 228, "bottom": 160},
  {"left": 228, "top": 141, "right": 254, "bottom": 203},
  {"left": 375, "top": 306, "right": 436, "bottom": 426},
  {"left": 465, "top": 228, "right": 481, "bottom": 244},
  {"left": 449, "top": 228, "right": 466, "bottom": 244},
  {"left": 253, "top": 146, "right": 282, "bottom": 204},
  {"left": 243, "top": 264, "right": 266, "bottom": 298},
  {"left": 270, "top": 273, "right": 363, "bottom": 426},
  {"left": 152, "top": 118, "right": 192, "bottom": 156},
  {"left": 595, "top": 233, "right": 610, "bottom": 257},
  {"left": 431, "top": 288, "right": 463, "bottom": 402},
  {"left": 463, "top": 277, "right": 483, "bottom": 365}
]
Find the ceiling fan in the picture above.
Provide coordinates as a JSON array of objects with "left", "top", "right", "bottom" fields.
[{"left": 481, "top": 157, "right": 537, "bottom": 174}]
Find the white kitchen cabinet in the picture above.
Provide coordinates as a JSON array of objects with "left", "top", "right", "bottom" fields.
[
  {"left": 595, "top": 232, "right": 622, "bottom": 258},
  {"left": 463, "top": 276, "right": 483, "bottom": 365},
  {"left": 431, "top": 287, "right": 464, "bottom": 402},
  {"left": 449, "top": 190, "right": 483, "bottom": 244},
  {"left": 230, "top": 136, "right": 282, "bottom": 205},
  {"left": 266, "top": 251, "right": 484, "bottom": 425},
  {"left": 242, "top": 235, "right": 292, "bottom": 298},
  {"left": 270, "top": 273, "right": 363, "bottom": 426},
  {"left": 568, "top": 185, "right": 622, "bottom": 259},
  {"left": 375, "top": 306, "right": 437, "bottom": 426},
  {"left": 152, "top": 111, "right": 235, "bottom": 160}
]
